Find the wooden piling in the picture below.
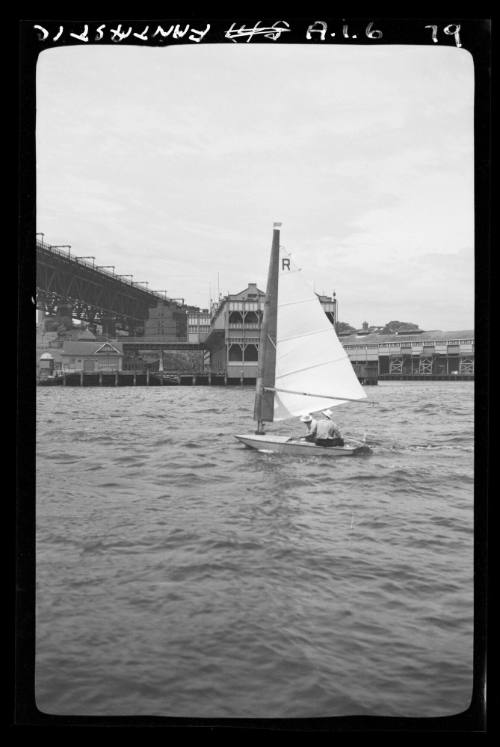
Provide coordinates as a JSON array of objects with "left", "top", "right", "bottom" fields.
[
  {"left": 146, "top": 369, "right": 150, "bottom": 386},
  {"left": 114, "top": 372, "right": 118, "bottom": 386},
  {"left": 80, "top": 372, "right": 84, "bottom": 387},
  {"left": 99, "top": 372, "right": 103, "bottom": 386},
  {"left": 133, "top": 373, "right": 137, "bottom": 386}
]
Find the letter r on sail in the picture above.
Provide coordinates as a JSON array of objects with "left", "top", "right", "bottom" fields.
[{"left": 281, "top": 258, "right": 291, "bottom": 271}]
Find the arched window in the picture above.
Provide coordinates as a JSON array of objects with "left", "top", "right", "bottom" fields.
[
  {"left": 244, "top": 311, "right": 259, "bottom": 324},
  {"left": 228, "top": 344, "right": 243, "bottom": 361},
  {"left": 229, "top": 311, "right": 243, "bottom": 324},
  {"left": 244, "top": 344, "right": 258, "bottom": 362}
]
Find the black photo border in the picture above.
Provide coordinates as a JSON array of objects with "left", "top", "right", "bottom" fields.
[{"left": 17, "top": 16, "right": 491, "bottom": 733}]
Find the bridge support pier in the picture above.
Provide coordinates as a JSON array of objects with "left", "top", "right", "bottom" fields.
[{"left": 102, "top": 317, "right": 116, "bottom": 337}]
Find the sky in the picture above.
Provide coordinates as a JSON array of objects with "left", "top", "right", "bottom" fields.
[{"left": 36, "top": 44, "right": 474, "bottom": 330}]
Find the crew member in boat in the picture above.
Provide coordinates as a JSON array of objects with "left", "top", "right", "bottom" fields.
[
  {"left": 300, "top": 411, "right": 345, "bottom": 447},
  {"left": 300, "top": 413, "right": 318, "bottom": 441},
  {"left": 321, "top": 409, "right": 345, "bottom": 446}
]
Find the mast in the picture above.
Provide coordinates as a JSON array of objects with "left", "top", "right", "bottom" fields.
[{"left": 253, "top": 222, "right": 281, "bottom": 433}]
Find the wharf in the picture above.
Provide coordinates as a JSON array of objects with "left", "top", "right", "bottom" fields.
[
  {"left": 378, "top": 374, "right": 473, "bottom": 381},
  {"left": 38, "top": 371, "right": 473, "bottom": 387},
  {"left": 38, "top": 371, "right": 380, "bottom": 387},
  {"left": 38, "top": 371, "right": 253, "bottom": 387}
]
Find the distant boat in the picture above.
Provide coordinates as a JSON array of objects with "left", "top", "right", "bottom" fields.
[
  {"left": 151, "top": 371, "right": 181, "bottom": 385},
  {"left": 37, "top": 375, "right": 63, "bottom": 386},
  {"left": 235, "top": 223, "right": 371, "bottom": 457}
]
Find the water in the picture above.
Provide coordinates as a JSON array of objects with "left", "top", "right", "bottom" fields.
[{"left": 36, "top": 382, "right": 474, "bottom": 718}]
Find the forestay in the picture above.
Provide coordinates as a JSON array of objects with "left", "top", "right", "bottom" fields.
[{"left": 273, "top": 250, "right": 367, "bottom": 421}]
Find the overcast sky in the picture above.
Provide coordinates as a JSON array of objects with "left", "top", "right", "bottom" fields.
[{"left": 36, "top": 44, "right": 474, "bottom": 330}]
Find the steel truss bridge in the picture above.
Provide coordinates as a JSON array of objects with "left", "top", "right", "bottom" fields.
[{"left": 36, "top": 238, "right": 183, "bottom": 335}]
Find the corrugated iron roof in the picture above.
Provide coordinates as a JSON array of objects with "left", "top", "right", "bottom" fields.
[
  {"left": 230, "top": 284, "right": 266, "bottom": 300},
  {"left": 62, "top": 341, "right": 123, "bottom": 356},
  {"left": 37, "top": 347, "right": 64, "bottom": 362},
  {"left": 340, "top": 330, "right": 474, "bottom": 345}
]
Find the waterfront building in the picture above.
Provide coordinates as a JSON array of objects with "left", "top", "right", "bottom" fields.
[
  {"left": 205, "top": 283, "right": 264, "bottom": 380},
  {"left": 204, "top": 283, "right": 338, "bottom": 381},
  {"left": 315, "top": 292, "right": 337, "bottom": 327},
  {"left": 144, "top": 301, "right": 188, "bottom": 340},
  {"left": 38, "top": 349, "right": 64, "bottom": 376},
  {"left": 203, "top": 286, "right": 472, "bottom": 382},
  {"left": 36, "top": 318, "right": 97, "bottom": 377},
  {"left": 38, "top": 352, "right": 55, "bottom": 379},
  {"left": 60, "top": 340, "right": 124, "bottom": 373},
  {"left": 341, "top": 329, "right": 474, "bottom": 378},
  {"left": 187, "top": 308, "right": 211, "bottom": 344}
]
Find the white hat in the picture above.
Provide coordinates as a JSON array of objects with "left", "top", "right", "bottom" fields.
[
  {"left": 300, "top": 414, "right": 313, "bottom": 422},
  {"left": 323, "top": 409, "right": 334, "bottom": 419}
]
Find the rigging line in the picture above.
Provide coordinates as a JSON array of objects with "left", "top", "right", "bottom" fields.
[
  {"left": 265, "top": 387, "right": 369, "bottom": 404},
  {"left": 267, "top": 334, "right": 276, "bottom": 349},
  {"left": 275, "top": 355, "right": 351, "bottom": 379},
  {"left": 278, "top": 327, "right": 334, "bottom": 344},
  {"left": 278, "top": 298, "right": 315, "bottom": 309}
]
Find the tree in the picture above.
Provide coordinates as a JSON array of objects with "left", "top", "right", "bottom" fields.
[
  {"left": 336, "top": 321, "right": 356, "bottom": 335},
  {"left": 382, "top": 320, "right": 420, "bottom": 335}
]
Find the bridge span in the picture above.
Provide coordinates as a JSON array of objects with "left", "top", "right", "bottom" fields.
[{"left": 36, "top": 238, "right": 184, "bottom": 336}]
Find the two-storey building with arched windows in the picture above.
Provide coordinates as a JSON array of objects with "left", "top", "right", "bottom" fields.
[{"left": 205, "top": 283, "right": 338, "bottom": 382}]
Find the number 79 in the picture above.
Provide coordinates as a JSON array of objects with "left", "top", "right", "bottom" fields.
[{"left": 425, "top": 24, "right": 462, "bottom": 48}]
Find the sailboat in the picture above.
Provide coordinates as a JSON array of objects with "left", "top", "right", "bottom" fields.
[{"left": 235, "top": 222, "right": 372, "bottom": 457}]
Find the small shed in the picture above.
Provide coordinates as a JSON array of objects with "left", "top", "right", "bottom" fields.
[
  {"left": 61, "top": 341, "right": 124, "bottom": 372},
  {"left": 39, "top": 352, "right": 54, "bottom": 375}
]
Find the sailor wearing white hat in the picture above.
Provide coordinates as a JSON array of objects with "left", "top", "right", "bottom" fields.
[{"left": 299, "top": 413, "right": 317, "bottom": 441}]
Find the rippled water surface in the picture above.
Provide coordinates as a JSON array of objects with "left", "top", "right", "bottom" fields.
[{"left": 36, "top": 382, "right": 474, "bottom": 718}]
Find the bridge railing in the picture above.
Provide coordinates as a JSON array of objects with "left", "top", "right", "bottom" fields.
[{"left": 36, "top": 238, "right": 182, "bottom": 307}]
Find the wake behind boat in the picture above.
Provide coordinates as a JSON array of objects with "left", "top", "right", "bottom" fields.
[{"left": 235, "top": 222, "right": 372, "bottom": 458}]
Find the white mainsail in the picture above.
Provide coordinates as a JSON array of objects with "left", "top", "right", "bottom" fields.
[{"left": 273, "top": 250, "right": 367, "bottom": 421}]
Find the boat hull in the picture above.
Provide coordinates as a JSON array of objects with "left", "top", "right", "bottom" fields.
[{"left": 235, "top": 434, "right": 371, "bottom": 457}]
